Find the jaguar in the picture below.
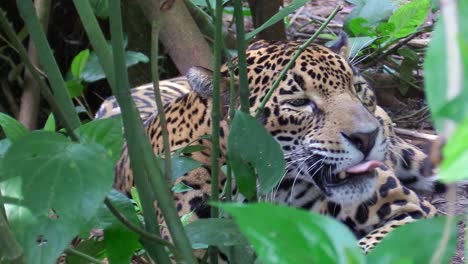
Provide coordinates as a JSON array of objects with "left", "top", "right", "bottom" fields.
[{"left": 96, "top": 34, "right": 438, "bottom": 256}]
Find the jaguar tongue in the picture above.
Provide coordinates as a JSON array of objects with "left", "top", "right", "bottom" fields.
[{"left": 346, "top": 160, "right": 383, "bottom": 174}]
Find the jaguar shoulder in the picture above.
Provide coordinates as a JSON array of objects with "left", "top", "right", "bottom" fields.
[{"left": 97, "top": 37, "right": 438, "bottom": 255}]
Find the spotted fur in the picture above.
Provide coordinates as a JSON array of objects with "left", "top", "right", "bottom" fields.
[{"left": 97, "top": 38, "right": 438, "bottom": 256}]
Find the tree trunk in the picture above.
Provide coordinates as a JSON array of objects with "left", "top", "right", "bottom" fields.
[
  {"left": 247, "top": 0, "right": 286, "bottom": 41},
  {"left": 136, "top": 0, "right": 213, "bottom": 74}
]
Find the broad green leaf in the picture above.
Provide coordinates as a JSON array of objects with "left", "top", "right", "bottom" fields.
[
  {"left": 0, "top": 138, "right": 11, "bottom": 157},
  {"left": 440, "top": 117, "right": 468, "bottom": 182},
  {"left": 228, "top": 111, "right": 285, "bottom": 197},
  {"left": 0, "top": 112, "right": 28, "bottom": 143},
  {"left": 424, "top": 1, "right": 468, "bottom": 131},
  {"left": 348, "top": 18, "right": 374, "bottom": 37},
  {"left": 398, "top": 47, "right": 419, "bottom": 95},
  {"left": 175, "top": 145, "right": 206, "bottom": 155},
  {"left": 180, "top": 211, "right": 194, "bottom": 226},
  {"left": 216, "top": 203, "right": 364, "bottom": 264},
  {"left": 367, "top": 217, "right": 457, "bottom": 264},
  {"left": 89, "top": 0, "right": 109, "bottom": 18},
  {"left": 346, "top": 0, "right": 395, "bottom": 28},
  {"left": 66, "top": 80, "right": 85, "bottom": 98},
  {"left": 245, "top": 0, "right": 309, "bottom": 40},
  {"left": 43, "top": 113, "right": 56, "bottom": 131},
  {"left": 71, "top": 49, "right": 90, "bottom": 79},
  {"left": 159, "top": 156, "right": 203, "bottom": 181},
  {"left": 387, "top": 0, "right": 429, "bottom": 43},
  {"left": 66, "top": 239, "right": 106, "bottom": 264},
  {"left": 172, "top": 182, "right": 194, "bottom": 193},
  {"left": 1, "top": 131, "right": 113, "bottom": 263},
  {"left": 98, "top": 190, "right": 140, "bottom": 264},
  {"left": 185, "top": 218, "right": 249, "bottom": 249},
  {"left": 81, "top": 51, "right": 149, "bottom": 83},
  {"left": 125, "top": 51, "right": 149, "bottom": 66},
  {"left": 76, "top": 117, "right": 123, "bottom": 163},
  {"left": 130, "top": 187, "right": 142, "bottom": 212},
  {"left": 348, "top": 36, "right": 376, "bottom": 59}
]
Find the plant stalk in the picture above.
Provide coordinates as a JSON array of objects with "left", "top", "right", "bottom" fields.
[
  {"left": 233, "top": 0, "right": 249, "bottom": 113},
  {"left": 65, "top": 248, "right": 104, "bottom": 264},
  {"left": 108, "top": 1, "right": 196, "bottom": 263},
  {"left": 208, "top": 0, "right": 225, "bottom": 263},
  {"left": 0, "top": 9, "right": 79, "bottom": 142},
  {"left": 72, "top": 0, "right": 115, "bottom": 89},
  {"left": 254, "top": 4, "right": 343, "bottom": 117},
  {"left": 16, "top": 0, "right": 80, "bottom": 129},
  {"left": 103, "top": 197, "right": 176, "bottom": 251},
  {"left": 150, "top": 19, "right": 172, "bottom": 181}
]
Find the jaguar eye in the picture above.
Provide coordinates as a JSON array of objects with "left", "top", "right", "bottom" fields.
[{"left": 287, "top": 98, "right": 310, "bottom": 107}]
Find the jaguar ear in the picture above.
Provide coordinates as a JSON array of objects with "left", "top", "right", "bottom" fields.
[
  {"left": 329, "top": 31, "right": 350, "bottom": 59},
  {"left": 187, "top": 66, "right": 232, "bottom": 116}
]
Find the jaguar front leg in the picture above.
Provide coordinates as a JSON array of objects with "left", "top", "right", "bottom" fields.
[{"left": 354, "top": 168, "right": 436, "bottom": 252}]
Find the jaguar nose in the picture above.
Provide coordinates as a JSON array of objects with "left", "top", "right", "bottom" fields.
[{"left": 342, "top": 128, "right": 379, "bottom": 157}]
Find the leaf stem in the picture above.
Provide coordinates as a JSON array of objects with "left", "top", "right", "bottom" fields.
[
  {"left": 103, "top": 197, "right": 177, "bottom": 251},
  {"left": 65, "top": 248, "right": 104, "bottom": 264},
  {"left": 254, "top": 4, "right": 343, "bottom": 118}
]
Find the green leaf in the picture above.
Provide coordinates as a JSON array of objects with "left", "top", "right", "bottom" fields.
[
  {"left": 172, "top": 182, "right": 194, "bottom": 193},
  {"left": 0, "top": 138, "right": 11, "bottom": 158},
  {"left": 245, "top": 0, "right": 309, "bottom": 40},
  {"left": 1, "top": 131, "right": 114, "bottom": 263},
  {"left": 125, "top": 51, "right": 149, "bottom": 66},
  {"left": 397, "top": 48, "right": 419, "bottom": 96},
  {"left": 81, "top": 50, "right": 149, "bottom": 83},
  {"left": 180, "top": 211, "right": 194, "bottom": 226},
  {"left": 89, "top": 0, "right": 109, "bottom": 18},
  {"left": 346, "top": 0, "right": 395, "bottom": 28},
  {"left": 348, "top": 18, "right": 374, "bottom": 37},
  {"left": 71, "top": 49, "right": 90, "bottom": 79},
  {"left": 348, "top": 36, "right": 376, "bottom": 59},
  {"left": 66, "top": 239, "right": 106, "bottom": 264},
  {"left": 43, "top": 113, "right": 56, "bottom": 132},
  {"left": 171, "top": 156, "right": 203, "bottom": 180},
  {"left": 0, "top": 112, "right": 28, "bottom": 143},
  {"left": 185, "top": 218, "right": 249, "bottom": 249},
  {"left": 164, "top": 156, "right": 203, "bottom": 181},
  {"left": 175, "top": 145, "right": 206, "bottom": 155},
  {"left": 76, "top": 117, "right": 123, "bottom": 163},
  {"left": 66, "top": 80, "right": 85, "bottom": 98},
  {"left": 387, "top": 0, "right": 429, "bottom": 42},
  {"left": 99, "top": 190, "right": 140, "bottom": 264},
  {"left": 190, "top": 0, "right": 230, "bottom": 8},
  {"left": 424, "top": 1, "right": 468, "bottom": 131},
  {"left": 130, "top": 187, "right": 142, "bottom": 212},
  {"left": 228, "top": 111, "right": 285, "bottom": 197},
  {"left": 215, "top": 203, "right": 364, "bottom": 264},
  {"left": 440, "top": 117, "right": 468, "bottom": 182},
  {"left": 367, "top": 217, "right": 457, "bottom": 264}
]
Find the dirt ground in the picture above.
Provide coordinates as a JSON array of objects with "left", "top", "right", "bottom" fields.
[{"left": 277, "top": 0, "right": 467, "bottom": 262}]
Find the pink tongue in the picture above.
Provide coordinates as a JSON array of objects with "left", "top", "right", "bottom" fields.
[{"left": 346, "top": 160, "right": 384, "bottom": 174}]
